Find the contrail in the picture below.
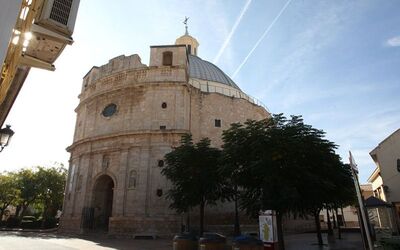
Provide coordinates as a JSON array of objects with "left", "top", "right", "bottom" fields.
[
  {"left": 213, "top": 0, "right": 252, "bottom": 64},
  {"left": 232, "top": 0, "right": 292, "bottom": 78}
]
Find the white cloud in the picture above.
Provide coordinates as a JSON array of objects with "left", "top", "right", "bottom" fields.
[
  {"left": 253, "top": 2, "right": 350, "bottom": 103},
  {"left": 232, "top": 0, "right": 292, "bottom": 78},
  {"left": 213, "top": 0, "right": 252, "bottom": 64},
  {"left": 201, "top": 0, "right": 237, "bottom": 72},
  {"left": 386, "top": 36, "right": 400, "bottom": 47}
]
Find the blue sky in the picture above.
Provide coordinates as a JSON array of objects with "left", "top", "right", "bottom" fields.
[{"left": 1, "top": 0, "right": 399, "bottom": 182}]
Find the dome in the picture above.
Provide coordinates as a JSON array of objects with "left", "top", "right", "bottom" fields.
[
  {"left": 175, "top": 34, "right": 199, "bottom": 56},
  {"left": 188, "top": 55, "right": 240, "bottom": 90},
  {"left": 176, "top": 34, "right": 199, "bottom": 47}
]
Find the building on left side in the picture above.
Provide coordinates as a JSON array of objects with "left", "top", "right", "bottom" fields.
[{"left": 0, "top": 0, "right": 80, "bottom": 128}]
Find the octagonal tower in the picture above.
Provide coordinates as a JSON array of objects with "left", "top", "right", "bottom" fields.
[{"left": 60, "top": 31, "right": 269, "bottom": 235}]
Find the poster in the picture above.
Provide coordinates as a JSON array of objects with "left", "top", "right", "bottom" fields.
[{"left": 259, "top": 210, "right": 277, "bottom": 243}]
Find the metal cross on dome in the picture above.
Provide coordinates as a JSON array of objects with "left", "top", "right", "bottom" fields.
[{"left": 183, "top": 16, "right": 189, "bottom": 35}]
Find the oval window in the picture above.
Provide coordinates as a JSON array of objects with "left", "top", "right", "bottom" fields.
[{"left": 102, "top": 103, "right": 117, "bottom": 117}]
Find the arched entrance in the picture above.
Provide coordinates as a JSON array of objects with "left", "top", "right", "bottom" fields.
[{"left": 92, "top": 175, "right": 114, "bottom": 231}]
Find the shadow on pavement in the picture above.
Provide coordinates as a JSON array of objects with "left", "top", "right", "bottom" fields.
[{"left": 0, "top": 230, "right": 363, "bottom": 250}]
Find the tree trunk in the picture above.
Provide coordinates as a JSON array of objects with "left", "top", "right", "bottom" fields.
[
  {"left": 199, "top": 201, "right": 205, "bottom": 236},
  {"left": 0, "top": 208, "right": 4, "bottom": 222},
  {"left": 15, "top": 205, "right": 21, "bottom": 218},
  {"left": 186, "top": 210, "right": 191, "bottom": 232},
  {"left": 314, "top": 210, "right": 323, "bottom": 246},
  {"left": 276, "top": 211, "right": 285, "bottom": 250},
  {"left": 341, "top": 207, "right": 346, "bottom": 227},
  {"left": 332, "top": 209, "right": 337, "bottom": 229},
  {"left": 233, "top": 190, "right": 241, "bottom": 236},
  {"left": 1, "top": 202, "right": 10, "bottom": 221},
  {"left": 326, "top": 209, "right": 333, "bottom": 236},
  {"left": 20, "top": 204, "right": 29, "bottom": 219},
  {"left": 41, "top": 205, "right": 48, "bottom": 229},
  {"left": 335, "top": 208, "right": 342, "bottom": 239}
]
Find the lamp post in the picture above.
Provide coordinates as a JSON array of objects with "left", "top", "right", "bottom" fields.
[{"left": 0, "top": 125, "right": 15, "bottom": 152}]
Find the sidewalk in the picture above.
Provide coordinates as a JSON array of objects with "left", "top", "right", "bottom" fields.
[
  {"left": 0, "top": 231, "right": 363, "bottom": 250},
  {"left": 285, "top": 232, "right": 363, "bottom": 250}
]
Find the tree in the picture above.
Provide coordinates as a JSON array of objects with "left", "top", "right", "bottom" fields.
[
  {"left": 0, "top": 165, "right": 67, "bottom": 228},
  {"left": 36, "top": 165, "right": 67, "bottom": 227},
  {"left": 8, "top": 165, "right": 67, "bottom": 221},
  {"left": 236, "top": 115, "right": 303, "bottom": 250},
  {"left": 323, "top": 163, "right": 356, "bottom": 240},
  {"left": 220, "top": 121, "right": 266, "bottom": 236},
  {"left": 223, "top": 114, "right": 354, "bottom": 250},
  {"left": 162, "top": 134, "right": 223, "bottom": 236},
  {"left": 0, "top": 173, "right": 19, "bottom": 220},
  {"left": 14, "top": 168, "right": 41, "bottom": 218}
]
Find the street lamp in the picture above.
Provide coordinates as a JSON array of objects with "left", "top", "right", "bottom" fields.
[{"left": 0, "top": 125, "right": 15, "bottom": 152}]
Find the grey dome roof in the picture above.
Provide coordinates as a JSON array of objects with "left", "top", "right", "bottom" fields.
[{"left": 188, "top": 55, "right": 240, "bottom": 90}]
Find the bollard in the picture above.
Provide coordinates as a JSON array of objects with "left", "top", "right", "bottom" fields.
[
  {"left": 232, "top": 235, "right": 263, "bottom": 250},
  {"left": 199, "top": 233, "right": 226, "bottom": 250},
  {"left": 173, "top": 233, "right": 198, "bottom": 250}
]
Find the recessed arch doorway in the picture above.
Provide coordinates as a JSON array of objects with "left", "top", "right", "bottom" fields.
[{"left": 92, "top": 174, "right": 114, "bottom": 231}]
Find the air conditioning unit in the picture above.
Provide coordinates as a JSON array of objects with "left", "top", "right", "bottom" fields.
[{"left": 35, "top": 0, "right": 80, "bottom": 36}]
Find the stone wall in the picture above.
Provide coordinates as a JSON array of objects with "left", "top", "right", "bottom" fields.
[
  {"left": 109, "top": 216, "right": 180, "bottom": 236},
  {"left": 61, "top": 49, "right": 269, "bottom": 235}
]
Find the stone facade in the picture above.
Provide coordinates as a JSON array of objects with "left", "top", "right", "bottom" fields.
[
  {"left": 369, "top": 129, "right": 400, "bottom": 230},
  {"left": 60, "top": 34, "right": 269, "bottom": 236}
]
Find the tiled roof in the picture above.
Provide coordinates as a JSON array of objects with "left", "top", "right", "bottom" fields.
[{"left": 188, "top": 55, "right": 240, "bottom": 90}]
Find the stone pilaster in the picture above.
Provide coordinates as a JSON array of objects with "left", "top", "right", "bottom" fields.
[{"left": 114, "top": 148, "right": 129, "bottom": 216}]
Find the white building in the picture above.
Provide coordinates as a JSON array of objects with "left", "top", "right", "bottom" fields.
[{"left": 369, "top": 128, "right": 400, "bottom": 231}]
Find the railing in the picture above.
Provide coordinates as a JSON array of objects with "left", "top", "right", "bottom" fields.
[
  {"left": 82, "top": 69, "right": 270, "bottom": 113},
  {"left": 188, "top": 78, "right": 270, "bottom": 112}
]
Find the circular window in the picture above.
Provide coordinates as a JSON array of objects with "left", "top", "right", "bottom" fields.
[
  {"left": 102, "top": 103, "right": 117, "bottom": 117},
  {"left": 161, "top": 102, "right": 167, "bottom": 109}
]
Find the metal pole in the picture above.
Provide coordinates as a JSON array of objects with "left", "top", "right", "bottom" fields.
[
  {"left": 357, "top": 205, "right": 367, "bottom": 250},
  {"left": 349, "top": 151, "right": 374, "bottom": 250}
]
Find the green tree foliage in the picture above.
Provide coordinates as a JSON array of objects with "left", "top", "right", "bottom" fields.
[
  {"left": 36, "top": 166, "right": 67, "bottom": 226},
  {"left": 161, "top": 134, "right": 223, "bottom": 236},
  {"left": 14, "top": 168, "right": 41, "bottom": 218},
  {"left": 220, "top": 122, "right": 265, "bottom": 236},
  {"left": 0, "top": 173, "right": 20, "bottom": 219},
  {"left": 222, "top": 114, "right": 355, "bottom": 249},
  {"left": 0, "top": 165, "right": 67, "bottom": 228}
]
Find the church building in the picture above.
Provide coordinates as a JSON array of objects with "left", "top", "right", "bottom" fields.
[{"left": 60, "top": 27, "right": 269, "bottom": 235}]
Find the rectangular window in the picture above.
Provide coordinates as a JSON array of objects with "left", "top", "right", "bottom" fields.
[
  {"left": 397, "top": 159, "right": 400, "bottom": 172},
  {"left": 162, "top": 51, "right": 173, "bottom": 66},
  {"left": 76, "top": 175, "right": 82, "bottom": 191},
  {"left": 160, "top": 125, "right": 166, "bottom": 130},
  {"left": 215, "top": 119, "right": 221, "bottom": 127},
  {"left": 129, "top": 170, "right": 137, "bottom": 188}
]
